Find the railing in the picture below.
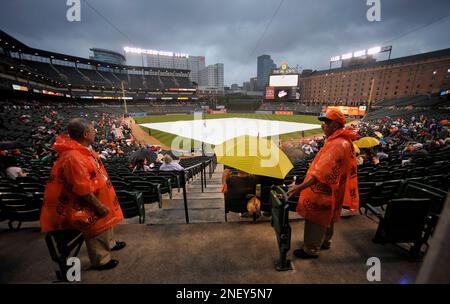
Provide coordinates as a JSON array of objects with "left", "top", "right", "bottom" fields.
[{"left": 167, "top": 157, "right": 217, "bottom": 224}]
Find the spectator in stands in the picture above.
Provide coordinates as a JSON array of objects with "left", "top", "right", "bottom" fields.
[
  {"left": 115, "top": 146, "right": 125, "bottom": 156},
  {"left": 132, "top": 158, "right": 152, "bottom": 173},
  {"left": 2, "top": 156, "right": 27, "bottom": 180},
  {"left": 366, "top": 149, "right": 380, "bottom": 166},
  {"left": 221, "top": 167, "right": 232, "bottom": 193},
  {"left": 159, "top": 155, "right": 184, "bottom": 171},
  {"left": 40, "top": 149, "right": 55, "bottom": 163},
  {"left": 287, "top": 108, "right": 359, "bottom": 259},
  {"left": 376, "top": 149, "right": 389, "bottom": 160},
  {"left": 356, "top": 153, "right": 366, "bottom": 166},
  {"left": 236, "top": 169, "right": 251, "bottom": 178},
  {"left": 40, "top": 118, "right": 125, "bottom": 271},
  {"left": 439, "top": 126, "right": 450, "bottom": 140}
]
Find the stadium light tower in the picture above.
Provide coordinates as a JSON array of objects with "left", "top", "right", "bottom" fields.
[{"left": 329, "top": 45, "right": 392, "bottom": 69}]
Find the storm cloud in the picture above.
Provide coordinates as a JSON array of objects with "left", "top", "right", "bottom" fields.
[{"left": 1, "top": 0, "right": 449, "bottom": 86}]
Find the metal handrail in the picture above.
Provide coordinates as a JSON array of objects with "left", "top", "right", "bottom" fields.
[{"left": 162, "top": 157, "right": 214, "bottom": 223}]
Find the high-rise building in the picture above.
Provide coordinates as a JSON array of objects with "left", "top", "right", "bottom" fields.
[
  {"left": 199, "top": 63, "right": 224, "bottom": 89},
  {"left": 257, "top": 55, "right": 276, "bottom": 91},
  {"left": 216, "top": 63, "right": 224, "bottom": 89},
  {"left": 250, "top": 77, "right": 258, "bottom": 91},
  {"left": 188, "top": 56, "right": 206, "bottom": 84}
]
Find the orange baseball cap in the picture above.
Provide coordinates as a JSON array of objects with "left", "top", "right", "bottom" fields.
[{"left": 318, "top": 108, "right": 346, "bottom": 125}]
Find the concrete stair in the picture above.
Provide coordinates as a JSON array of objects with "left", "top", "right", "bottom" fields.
[
  {"left": 127, "top": 164, "right": 269, "bottom": 224},
  {"left": 123, "top": 163, "right": 305, "bottom": 225}
]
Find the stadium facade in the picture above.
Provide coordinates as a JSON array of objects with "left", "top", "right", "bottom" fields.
[
  {"left": 264, "top": 49, "right": 450, "bottom": 106},
  {"left": 298, "top": 48, "right": 450, "bottom": 105}
]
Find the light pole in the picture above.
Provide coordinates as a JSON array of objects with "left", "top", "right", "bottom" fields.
[{"left": 121, "top": 80, "right": 128, "bottom": 115}]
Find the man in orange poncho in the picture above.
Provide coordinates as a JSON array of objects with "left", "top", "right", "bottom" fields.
[
  {"left": 40, "top": 118, "right": 125, "bottom": 270},
  {"left": 288, "top": 108, "right": 359, "bottom": 259}
]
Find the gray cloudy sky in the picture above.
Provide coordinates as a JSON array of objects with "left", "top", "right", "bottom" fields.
[{"left": 1, "top": 0, "right": 449, "bottom": 86}]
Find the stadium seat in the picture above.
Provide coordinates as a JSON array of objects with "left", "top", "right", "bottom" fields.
[
  {"left": 115, "top": 190, "right": 145, "bottom": 223},
  {"left": 423, "top": 174, "right": 450, "bottom": 192},
  {"left": 357, "top": 181, "right": 379, "bottom": 215},
  {"left": 129, "top": 180, "right": 162, "bottom": 208},
  {"left": 408, "top": 167, "right": 427, "bottom": 178},
  {"left": 0, "top": 183, "right": 19, "bottom": 193},
  {"left": 0, "top": 192, "right": 41, "bottom": 230},
  {"left": 389, "top": 169, "right": 408, "bottom": 180},
  {"left": 14, "top": 176, "right": 42, "bottom": 184},
  {"left": 371, "top": 197, "right": 431, "bottom": 259},
  {"left": 269, "top": 186, "right": 293, "bottom": 271},
  {"left": 157, "top": 171, "right": 181, "bottom": 192},
  {"left": 368, "top": 179, "right": 405, "bottom": 210},
  {"left": 368, "top": 170, "right": 390, "bottom": 182},
  {"left": 16, "top": 182, "right": 45, "bottom": 193},
  {"left": 357, "top": 172, "right": 370, "bottom": 182},
  {"left": 142, "top": 176, "right": 172, "bottom": 199},
  {"left": 224, "top": 175, "right": 257, "bottom": 222},
  {"left": 110, "top": 180, "right": 132, "bottom": 192},
  {"left": 401, "top": 182, "right": 447, "bottom": 215}
]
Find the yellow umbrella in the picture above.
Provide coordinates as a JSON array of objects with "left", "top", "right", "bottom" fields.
[
  {"left": 356, "top": 137, "right": 380, "bottom": 148},
  {"left": 214, "top": 135, "right": 293, "bottom": 179},
  {"left": 374, "top": 131, "right": 383, "bottom": 138},
  {"left": 353, "top": 143, "right": 360, "bottom": 154}
]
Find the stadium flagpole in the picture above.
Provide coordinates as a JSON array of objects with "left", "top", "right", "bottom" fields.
[{"left": 121, "top": 80, "right": 128, "bottom": 115}]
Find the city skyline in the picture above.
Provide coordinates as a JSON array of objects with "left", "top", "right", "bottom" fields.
[{"left": 0, "top": 0, "right": 449, "bottom": 86}]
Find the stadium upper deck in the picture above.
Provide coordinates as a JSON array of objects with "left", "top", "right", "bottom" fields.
[{"left": 0, "top": 31, "right": 194, "bottom": 98}]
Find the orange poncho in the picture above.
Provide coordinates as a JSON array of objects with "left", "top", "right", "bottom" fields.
[
  {"left": 40, "top": 134, "right": 123, "bottom": 238},
  {"left": 297, "top": 128, "right": 359, "bottom": 228}
]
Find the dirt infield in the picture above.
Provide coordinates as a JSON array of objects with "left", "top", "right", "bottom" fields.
[{"left": 125, "top": 117, "right": 170, "bottom": 149}]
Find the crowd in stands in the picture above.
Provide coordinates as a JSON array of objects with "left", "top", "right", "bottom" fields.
[
  {"left": 1, "top": 96, "right": 449, "bottom": 191},
  {"left": 0, "top": 99, "right": 193, "bottom": 182},
  {"left": 2, "top": 98, "right": 449, "bottom": 184},
  {"left": 278, "top": 108, "right": 450, "bottom": 194},
  {"left": 87, "top": 100, "right": 209, "bottom": 115},
  {"left": 281, "top": 137, "right": 324, "bottom": 163},
  {"left": 354, "top": 112, "right": 450, "bottom": 166},
  {"left": 259, "top": 101, "right": 321, "bottom": 114}
]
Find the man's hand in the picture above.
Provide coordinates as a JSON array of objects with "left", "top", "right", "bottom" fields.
[
  {"left": 286, "top": 176, "right": 318, "bottom": 199},
  {"left": 82, "top": 193, "right": 110, "bottom": 218},
  {"left": 287, "top": 185, "right": 301, "bottom": 198},
  {"left": 96, "top": 205, "right": 110, "bottom": 218}
]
